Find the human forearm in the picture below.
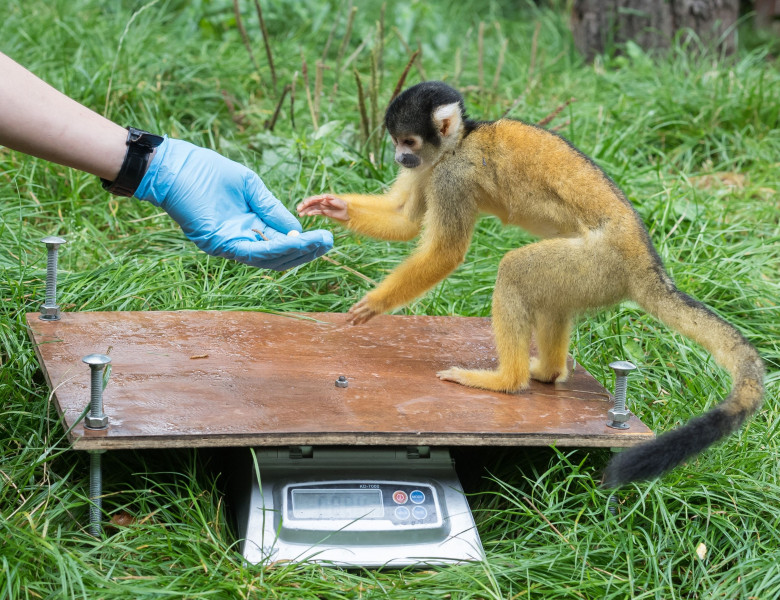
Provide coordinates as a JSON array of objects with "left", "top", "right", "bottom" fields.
[
  {"left": 0, "top": 51, "right": 127, "bottom": 181},
  {"left": 0, "top": 50, "right": 333, "bottom": 270}
]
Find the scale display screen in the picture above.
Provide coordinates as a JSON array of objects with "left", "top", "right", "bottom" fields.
[
  {"left": 291, "top": 488, "right": 384, "bottom": 520},
  {"left": 282, "top": 481, "right": 442, "bottom": 530}
]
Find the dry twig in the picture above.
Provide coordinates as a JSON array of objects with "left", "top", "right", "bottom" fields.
[
  {"left": 537, "top": 97, "right": 576, "bottom": 128},
  {"left": 265, "top": 84, "right": 291, "bottom": 131},
  {"left": 253, "top": 0, "right": 277, "bottom": 91},
  {"left": 354, "top": 69, "right": 370, "bottom": 143},
  {"left": 333, "top": 4, "right": 358, "bottom": 92},
  {"left": 233, "top": 0, "right": 260, "bottom": 73},
  {"left": 387, "top": 49, "right": 420, "bottom": 108},
  {"left": 392, "top": 27, "right": 427, "bottom": 80},
  {"left": 320, "top": 255, "right": 376, "bottom": 285}
]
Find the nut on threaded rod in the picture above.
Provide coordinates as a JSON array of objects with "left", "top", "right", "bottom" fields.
[
  {"left": 83, "top": 354, "right": 111, "bottom": 430},
  {"left": 608, "top": 360, "right": 636, "bottom": 430},
  {"left": 39, "top": 236, "right": 66, "bottom": 321}
]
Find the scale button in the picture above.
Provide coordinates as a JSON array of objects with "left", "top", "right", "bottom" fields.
[
  {"left": 412, "top": 506, "right": 428, "bottom": 520},
  {"left": 395, "top": 506, "right": 410, "bottom": 520},
  {"left": 409, "top": 490, "right": 426, "bottom": 504},
  {"left": 392, "top": 490, "right": 408, "bottom": 504}
]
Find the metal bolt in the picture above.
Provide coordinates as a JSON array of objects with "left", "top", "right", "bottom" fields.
[
  {"left": 39, "top": 236, "right": 67, "bottom": 321},
  {"left": 88, "top": 450, "right": 105, "bottom": 537},
  {"left": 607, "top": 360, "right": 636, "bottom": 430},
  {"left": 83, "top": 354, "right": 111, "bottom": 429},
  {"left": 335, "top": 375, "right": 348, "bottom": 388},
  {"left": 607, "top": 494, "right": 620, "bottom": 516}
]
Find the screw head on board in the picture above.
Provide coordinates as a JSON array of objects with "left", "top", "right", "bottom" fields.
[
  {"left": 335, "top": 375, "right": 348, "bottom": 388},
  {"left": 82, "top": 354, "right": 112, "bottom": 367},
  {"left": 609, "top": 360, "right": 637, "bottom": 376},
  {"left": 41, "top": 236, "right": 67, "bottom": 247}
]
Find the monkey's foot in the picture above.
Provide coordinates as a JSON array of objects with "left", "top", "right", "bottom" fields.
[
  {"left": 529, "top": 357, "right": 569, "bottom": 383},
  {"left": 437, "top": 367, "right": 528, "bottom": 393}
]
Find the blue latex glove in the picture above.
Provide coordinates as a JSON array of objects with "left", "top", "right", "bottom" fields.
[{"left": 134, "top": 137, "right": 333, "bottom": 270}]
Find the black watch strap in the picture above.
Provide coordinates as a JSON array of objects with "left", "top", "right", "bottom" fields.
[{"left": 101, "top": 127, "right": 164, "bottom": 197}]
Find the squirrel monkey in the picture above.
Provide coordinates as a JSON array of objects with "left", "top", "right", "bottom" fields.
[{"left": 297, "top": 81, "right": 764, "bottom": 488}]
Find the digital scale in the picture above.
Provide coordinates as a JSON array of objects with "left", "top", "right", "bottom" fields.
[{"left": 233, "top": 446, "right": 484, "bottom": 567}]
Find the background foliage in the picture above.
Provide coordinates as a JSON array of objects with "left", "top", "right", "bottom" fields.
[{"left": 1, "top": 0, "right": 778, "bottom": 598}]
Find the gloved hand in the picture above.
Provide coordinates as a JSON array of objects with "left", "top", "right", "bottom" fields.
[{"left": 134, "top": 137, "right": 333, "bottom": 270}]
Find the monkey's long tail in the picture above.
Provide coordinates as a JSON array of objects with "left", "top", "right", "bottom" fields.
[{"left": 602, "top": 276, "right": 764, "bottom": 488}]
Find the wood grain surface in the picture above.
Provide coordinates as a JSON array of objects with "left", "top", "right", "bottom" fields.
[{"left": 26, "top": 311, "right": 653, "bottom": 450}]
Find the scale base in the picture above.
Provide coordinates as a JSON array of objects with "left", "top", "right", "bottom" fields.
[{"left": 233, "top": 446, "right": 485, "bottom": 568}]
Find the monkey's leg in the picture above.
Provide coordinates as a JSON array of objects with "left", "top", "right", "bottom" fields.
[
  {"left": 437, "top": 258, "right": 532, "bottom": 392},
  {"left": 439, "top": 236, "right": 622, "bottom": 393},
  {"left": 530, "top": 313, "right": 573, "bottom": 383}
]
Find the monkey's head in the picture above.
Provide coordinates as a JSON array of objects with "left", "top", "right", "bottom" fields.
[{"left": 385, "top": 81, "right": 466, "bottom": 170}]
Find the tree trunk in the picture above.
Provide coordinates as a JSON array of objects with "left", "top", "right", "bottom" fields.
[
  {"left": 571, "top": 0, "right": 740, "bottom": 61},
  {"left": 754, "top": 0, "right": 780, "bottom": 31}
]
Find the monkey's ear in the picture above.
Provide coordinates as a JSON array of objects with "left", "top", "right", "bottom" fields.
[{"left": 433, "top": 103, "right": 462, "bottom": 139}]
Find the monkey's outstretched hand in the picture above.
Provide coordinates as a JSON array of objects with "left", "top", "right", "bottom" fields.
[{"left": 297, "top": 194, "right": 349, "bottom": 221}]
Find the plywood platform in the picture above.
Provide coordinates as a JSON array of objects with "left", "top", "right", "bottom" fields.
[{"left": 25, "top": 311, "right": 653, "bottom": 451}]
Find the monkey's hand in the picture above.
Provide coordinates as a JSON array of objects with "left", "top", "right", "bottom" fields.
[
  {"left": 347, "top": 295, "right": 381, "bottom": 325},
  {"left": 297, "top": 194, "right": 349, "bottom": 222}
]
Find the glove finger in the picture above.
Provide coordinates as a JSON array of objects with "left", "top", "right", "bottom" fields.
[
  {"left": 245, "top": 173, "right": 302, "bottom": 234},
  {"left": 271, "top": 251, "right": 327, "bottom": 271},
  {"left": 223, "top": 229, "right": 333, "bottom": 271}
]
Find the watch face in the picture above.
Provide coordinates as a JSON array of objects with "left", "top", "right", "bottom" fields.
[{"left": 127, "top": 127, "right": 164, "bottom": 149}]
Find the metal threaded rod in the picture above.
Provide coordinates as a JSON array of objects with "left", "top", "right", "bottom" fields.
[
  {"left": 82, "top": 354, "right": 111, "bottom": 537},
  {"left": 608, "top": 494, "right": 619, "bottom": 516},
  {"left": 89, "top": 366, "right": 103, "bottom": 417},
  {"left": 39, "top": 237, "right": 66, "bottom": 321},
  {"left": 45, "top": 246, "right": 58, "bottom": 306},
  {"left": 607, "top": 360, "right": 636, "bottom": 430},
  {"left": 89, "top": 451, "right": 103, "bottom": 537},
  {"left": 613, "top": 375, "right": 628, "bottom": 412}
]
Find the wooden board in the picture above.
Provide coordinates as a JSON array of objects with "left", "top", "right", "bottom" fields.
[{"left": 25, "top": 311, "right": 653, "bottom": 451}]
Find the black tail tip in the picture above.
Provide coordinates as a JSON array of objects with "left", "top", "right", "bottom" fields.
[
  {"left": 600, "top": 450, "right": 645, "bottom": 489},
  {"left": 599, "top": 406, "right": 748, "bottom": 488}
]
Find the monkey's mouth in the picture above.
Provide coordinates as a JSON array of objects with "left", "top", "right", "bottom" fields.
[{"left": 397, "top": 156, "right": 421, "bottom": 169}]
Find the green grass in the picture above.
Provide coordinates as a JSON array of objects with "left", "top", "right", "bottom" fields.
[{"left": 1, "top": 0, "right": 779, "bottom": 598}]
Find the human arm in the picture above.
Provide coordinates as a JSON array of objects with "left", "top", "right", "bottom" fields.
[
  {"left": 0, "top": 51, "right": 127, "bottom": 180},
  {"left": 0, "top": 51, "right": 332, "bottom": 270}
]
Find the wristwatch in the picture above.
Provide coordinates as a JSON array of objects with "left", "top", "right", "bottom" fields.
[{"left": 101, "top": 127, "right": 164, "bottom": 197}]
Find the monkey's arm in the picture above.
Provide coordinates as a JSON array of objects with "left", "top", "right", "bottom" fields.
[
  {"left": 299, "top": 171, "right": 423, "bottom": 241},
  {"left": 338, "top": 189, "right": 421, "bottom": 241},
  {"left": 349, "top": 200, "right": 477, "bottom": 324}
]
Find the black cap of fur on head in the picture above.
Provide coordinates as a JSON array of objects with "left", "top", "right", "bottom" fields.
[{"left": 385, "top": 81, "right": 467, "bottom": 147}]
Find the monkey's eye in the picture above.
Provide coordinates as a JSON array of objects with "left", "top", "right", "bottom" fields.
[{"left": 403, "top": 139, "right": 416, "bottom": 148}]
